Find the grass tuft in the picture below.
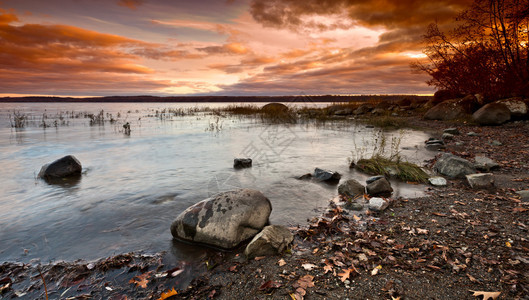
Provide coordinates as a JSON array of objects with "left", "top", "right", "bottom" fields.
[{"left": 355, "top": 155, "right": 429, "bottom": 183}]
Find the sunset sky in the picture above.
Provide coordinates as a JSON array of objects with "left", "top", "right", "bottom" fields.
[{"left": 0, "top": 0, "right": 473, "bottom": 97}]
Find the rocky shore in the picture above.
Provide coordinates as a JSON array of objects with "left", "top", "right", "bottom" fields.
[{"left": 1, "top": 101, "right": 529, "bottom": 300}]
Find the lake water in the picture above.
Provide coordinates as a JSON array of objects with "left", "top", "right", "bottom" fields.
[{"left": 0, "top": 102, "right": 433, "bottom": 264}]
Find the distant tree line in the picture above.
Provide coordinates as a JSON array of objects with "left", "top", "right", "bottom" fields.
[
  {"left": 0, "top": 95, "right": 430, "bottom": 103},
  {"left": 413, "top": 0, "right": 529, "bottom": 100}
]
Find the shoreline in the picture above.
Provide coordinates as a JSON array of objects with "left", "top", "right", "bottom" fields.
[{"left": 1, "top": 112, "right": 529, "bottom": 299}]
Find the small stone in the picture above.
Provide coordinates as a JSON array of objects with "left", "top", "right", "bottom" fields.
[
  {"left": 455, "top": 142, "right": 464, "bottom": 146},
  {"left": 474, "top": 156, "right": 499, "bottom": 171},
  {"left": 442, "top": 133, "right": 454, "bottom": 140},
  {"left": 297, "top": 173, "right": 312, "bottom": 180},
  {"left": 313, "top": 168, "right": 341, "bottom": 183},
  {"left": 244, "top": 225, "right": 294, "bottom": 259},
  {"left": 467, "top": 132, "right": 480, "bottom": 136},
  {"left": 234, "top": 158, "right": 252, "bottom": 169},
  {"left": 515, "top": 190, "right": 529, "bottom": 202},
  {"left": 366, "top": 175, "right": 385, "bottom": 184},
  {"left": 344, "top": 280, "right": 351, "bottom": 285},
  {"left": 366, "top": 177, "right": 393, "bottom": 197},
  {"left": 338, "top": 179, "right": 365, "bottom": 198},
  {"left": 344, "top": 202, "right": 364, "bottom": 211},
  {"left": 358, "top": 253, "right": 368, "bottom": 261},
  {"left": 426, "top": 139, "right": 444, "bottom": 145},
  {"left": 444, "top": 128, "right": 460, "bottom": 135},
  {"left": 466, "top": 173, "right": 494, "bottom": 189},
  {"left": 490, "top": 140, "right": 502, "bottom": 146},
  {"left": 368, "top": 197, "right": 389, "bottom": 211},
  {"left": 428, "top": 176, "right": 447, "bottom": 186}
]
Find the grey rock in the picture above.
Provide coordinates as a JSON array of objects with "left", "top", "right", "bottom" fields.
[
  {"left": 428, "top": 176, "right": 447, "bottom": 186},
  {"left": 244, "top": 225, "right": 293, "bottom": 259},
  {"left": 425, "top": 143, "right": 445, "bottom": 151},
  {"left": 353, "top": 105, "right": 373, "bottom": 115},
  {"left": 474, "top": 156, "right": 499, "bottom": 171},
  {"left": 423, "top": 96, "right": 478, "bottom": 121},
  {"left": 38, "top": 155, "right": 82, "bottom": 180},
  {"left": 314, "top": 168, "right": 341, "bottom": 183},
  {"left": 442, "top": 133, "right": 454, "bottom": 140},
  {"left": 344, "top": 202, "right": 365, "bottom": 211},
  {"left": 466, "top": 173, "right": 494, "bottom": 189},
  {"left": 366, "top": 177, "right": 393, "bottom": 197},
  {"left": 426, "top": 138, "right": 444, "bottom": 145},
  {"left": 444, "top": 128, "right": 460, "bottom": 135},
  {"left": 366, "top": 175, "right": 385, "bottom": 184},
  {"left": 455, "top": 142, "right": 464, "bottom": 146},
  {"left": 516, "top": 190, "right": 529, "bottom": 202},
  {"left": 338, "top": 179, "right": 365, "bottom": 198},
  {"left": 234, "top": 158, "right": 252, "bottom": 169},
  {"left": 434, "top": 153, "right": 476, "bottom": 178},
  {"left": 171, "top": 189, "right": 272, "bottom": 249},
  {"left": 467, "top": 132, "right": 480, "bottom": 136},
  {"left": 297, "top": 173, "right": 312, "bottom": 180},
  {"left": 496, "top": 98, "right": 528, "bottom": 118},
  {"left": 334, "top": 109, "right": 353, "bottom": 116},
  {"left": 261, "top": 102, "right": 288, "bottom": 112},
  {"left": 490, "top": 140, "right": 502, "bottom": 146},
  {"left": 472, "top": 102, "right": 511, "bottom": 125},
  {"left": 368, "top": 197, "right": 389, "bottom": 211}
]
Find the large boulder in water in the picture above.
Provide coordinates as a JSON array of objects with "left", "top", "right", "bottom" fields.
[
  {"left": 338, "top": 179, "right": 365, "bottom": 198},
  {"left": 261, "top": 103, "right": 288, "bottom": 113},
  {"left": 38, "top": 155, "right": 82, "bottom": 180},
  {"left": 472, "top": 102, "right": 511, "bottom": 125},
  {"left": 434, "top": 153, "right": 476, "bottom": 178},
  {"left": 313, "top": 168, "right": 341, "bottom": 183},
  {"left": 170, "top": 189, "right": 272, "bottom": 249}
]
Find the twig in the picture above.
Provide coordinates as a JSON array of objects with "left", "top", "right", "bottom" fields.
[{"left": 38, "top": 266, "right": 48, "bottom": 300}]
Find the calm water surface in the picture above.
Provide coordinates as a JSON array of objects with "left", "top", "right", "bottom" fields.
[{"left": 0, "top": 102, "right": 433, "bottom": 264}]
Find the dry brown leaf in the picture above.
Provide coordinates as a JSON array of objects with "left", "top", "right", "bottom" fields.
[
  {"left": 323, "top": 263, "right": 333, "bottom": 274},
  {"left": 513, "top": 207, "right": 529, "bottom": 212},
  {"left": 158, "top": 288, "right": 178, "bottom": 300},
  {"left": 469, "top": 290, "right": 501, "bottom": 300},
  {"left": 466, "top": 273, "right": 478, "bottom": 283},
  {"left": 278, "top": 259, "right": 286, "bottom": 266},
  {"left": 417, "top": 228, "right": 429, "bottom": 235},
  {"left": 337, "top": 268, "right": 353, "bottom": 282},
  {"left": 302, "top": 263, "right": 317, "bottom": 271},
  {"left": 129, "top": 271, "right": 152, "bottom": 289},
  {"left": 294, "top": 275, "right": 315, "bottom": 289}
]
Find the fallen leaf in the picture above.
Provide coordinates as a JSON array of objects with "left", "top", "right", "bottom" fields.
[
  {"left": 513, "top": 207, "right": 528, "bottom": 212},
  {"left": 158, "top": 288, "right": 178, "bottom": 300},
  {"left": 294, "top": 287, "right": 306, "bottom": 300},
  {"left": 278, "top": 259, "right": 286, "bottom": 266},
  {"left": 254, "top": 256, "right": 266, "bottom": 261},
  {"left": 293, "top": 275, "right": 315, "bottom": 289},
  {"left": 432, "top": 212, "right": 447, "bottom": 217},
  {"left": 469, "top": 290, "right": 501, "bottom": 300},
  {"left": 129, "top": 272, "right": 152, "bottom": 289},
  {"left": 417, "top": 228, "right": 429, "bottom": 235},
  {"left": 353, "top": 215, "right": 361, "bottom": 221},
  {"left": 302, "top": 263, "right": 317, "bottom": 271},
  {"left": 259, "top": 280, "right": 282, "bottom": 292},
  {"left": 506, "top": 242, "right": 512, "bottom": 248},
  {"left": 338, "top": 268, "right": 352, "bottom": 282},
  {"left": 229, "top": 265, "right": 238, "bottom": 272},
  {"left": 323, "top": 261, "right": 333, "bottom": 274},
  {"left": 466, "top": 273, "right": 478, "bottom": 283},
  {"left": 371, "top": 265, "right": 382, "bottom": 276}
]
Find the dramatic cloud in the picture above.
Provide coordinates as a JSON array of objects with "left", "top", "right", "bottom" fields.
[
  {"left": 117, "top": 0, "right": 144, "bottom": 10},
  {"left": 0, "top": 0, "right": 474, "bottom": 96}
]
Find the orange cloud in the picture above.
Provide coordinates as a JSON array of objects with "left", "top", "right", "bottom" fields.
[
  {"left": 117, "top": 0, "right": 144, "bottom": 10},
  {"left": 197, "top": 42, "right": 249, "bottom": 55}
]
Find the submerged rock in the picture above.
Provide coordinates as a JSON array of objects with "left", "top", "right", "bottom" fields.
[
  {"left": 434, "top": 153, "right": 476, "bottom": 178},
  {"left": 38, "top": 155, "right": 82, "bottom": 180},
  {"left": 234, "top": 158, "right": 252, "bottom": 169},
  {"left": 261, "top": 102, "right": 288, "bottom": 112},
  {"left": 338, "top": 179, "right": 365, "bottom": 198},
  {"left": 170, "top": 189, "right": 272, "bottom": 249},
  {"left": 466, "top": 173, "right": 494, "bottom": 189},
  {"left": 244, "top": 225, "right": 293, "bottom": 259},
  {"left": 313, "top": 168, "right": 341, "bottom": 183},
  {"left": 366, "top": 177, "right": 393, "bottom": 197}
]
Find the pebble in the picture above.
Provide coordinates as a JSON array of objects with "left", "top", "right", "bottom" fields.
[{"left": 467, "top": 132, "right": 480, "bottom": 136}]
